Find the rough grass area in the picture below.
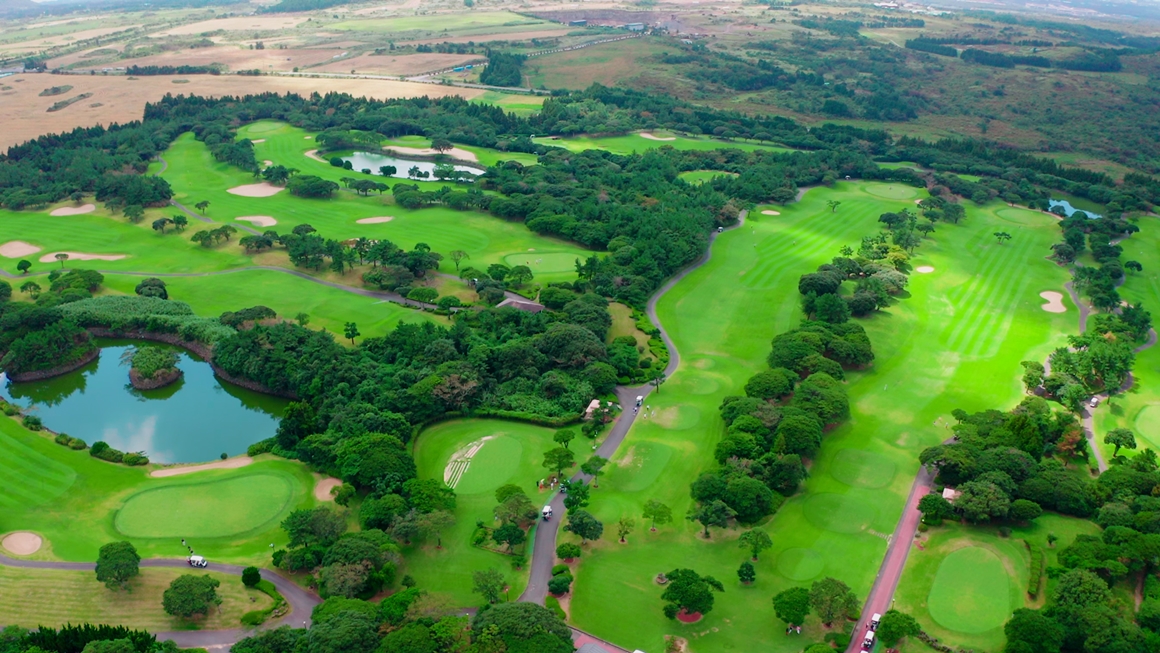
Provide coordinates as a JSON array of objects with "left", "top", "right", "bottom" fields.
[{"left": 525, "top": 38, "right": 671, "bottom": 90}]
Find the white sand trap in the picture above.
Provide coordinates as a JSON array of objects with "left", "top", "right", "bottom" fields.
[
  {"left": 444, "top": 435, "right": 495, "bottom": 489},
  {"left": 0, "top": 241, "right": 41, "bottom": 258},
  {"left": 236, "top": 215, "right": 277, "bottom": 227},
  {"left": 915, "top": 266, "right": 935, "bottom": 274},
  {"left": 639, "top": 132, "right": 676, "bottom": 141},
  {"left": 151, "top": 456, "right": 253, "bottom": 477},
  {"left": 356, "top": 216, "right": 394, "bottom": 224},
  {"left": 251, "top": 139, "right": 266, "bottom": 144},
  {"left": 386, "top": 145, "right": 478, "bottom": 162},
  {"left": 1040, "top": 291, "right": 1066, "bottom": 313},
  {"left": 39, "top": 251, "right": 126, "bottom": 263},
  {"left": 304, "top": 149, "right": 326, "bottom": 162},
  {"left": 761, "top": 210, "right": 781, "bottom": 216},
  {"left": 2, "top": 532, "right": 42, "bottom": 555},
  {"left": 227, "top": 182, "right": 283, "bottom": 198},
  {"left": 915, "top": 199, "right": 924, "bottom": 205},
  {"left": 315, "top": 478, "right": 343, "bottom": 501},
  {"left": 304, "top": 136, "right": 313, "bottom": 140},
  {"left": 50, "top": 204, "right": 95, "bottom": 216},
  {"left": 263, "top": 160, "right": 273, "bottom": 167}
]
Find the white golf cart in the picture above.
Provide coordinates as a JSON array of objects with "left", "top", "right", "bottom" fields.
[{"left": 188, "top": 555, "right": 208, "bottom": 568}]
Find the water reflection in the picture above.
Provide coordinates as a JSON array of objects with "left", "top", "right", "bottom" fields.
[{"left": 340, "top": 151, "right": 480, "bottom": 180}]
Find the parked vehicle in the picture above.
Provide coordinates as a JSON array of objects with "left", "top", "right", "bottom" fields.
[
  {"left": 542, "top": 506, "right": 553, "bottom": 521},
  {"left": 870, "top": 613, "right": 882, "bottom": 630},
  {"left": 188, "top": 555, "right": 207, "bottom": 568},
  {"left": 862, "top": 630, "right": 875, "bottom": 651},
  {"left": 1090, "top": 396, "right": 1100, "bottom": 408}
]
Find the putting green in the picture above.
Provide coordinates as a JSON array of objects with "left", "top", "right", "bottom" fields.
[
  {"left": 830, "top": 449, "right": 897, "bottom": 489},
  {"left": 615, "top": 441, "right": 674, "bottom": 493},
  {"left": 0, "top": 430, "right": 77, "bottom": 508},
  {"left": 863, "top": 183, "right": 919, "bottom": 200},
  {"left": 1134, "top": 405, "right": 1160, "bottom": 438},
  {"left": 927, "top": 547, "right": 1011, "bottom": 633},
  {"left": 501, "top": 251, "right": 578, "bottom": 274},
  {"left": 114, "top": 473, "right": 296, "bottom": 538},
  {"left": 452, "top": 435, "right": 523, "bottom": 495},
  {"left": 777, "top": 548, "right": 825, "bottom": 581},
  {"left": 802, "top": 493, "right": 878, "bottom": 534},
  {"left": 995, "top": 207, "right": 1044, "bottom": 225}
]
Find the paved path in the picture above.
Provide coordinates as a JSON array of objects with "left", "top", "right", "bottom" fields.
[
  {"left": 519, "top": 212, "right": 746, "bottom": 606},
  {"left": 0, "top": 554, "right": 321, "bottom": 650}
]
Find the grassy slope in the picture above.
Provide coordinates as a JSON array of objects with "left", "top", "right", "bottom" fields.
[
  {"left": 565, "top": 184, "right": 1072, "bottom": 653},
  {"left": 534, "top": 131, "right": 797, "bottom": 156}
]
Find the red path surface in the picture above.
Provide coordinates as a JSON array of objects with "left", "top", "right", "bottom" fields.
[{"left": 844, "top": 465, "right": 935, "bottom": 653}]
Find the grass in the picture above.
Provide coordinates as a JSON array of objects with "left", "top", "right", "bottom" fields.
[
  {"left": 0, "top": 566, "right": 272, "bottom": 630},
  {"left": 560, "top": 182, "right": 1073, "bottom": 653},
  {"left": 677, "top": 170, "right": 737, "bottom": 185},
  {"left": 330, "top": 12, "right": 549, "bottom": 35},
  {"left": 407, "top": 419, "right": 562, "bottom": 605},
  {"left": 0, "top": 415, "right": 315, "bottom": 565},
  {"left": 525, "top": 38, "right": 672, "bottom": 90},
  {"left": 534, "top": 132, "right": 798, "bottom": 156},
  {"left": 607, "top": 302, "right": 654, "bottom": 363}
]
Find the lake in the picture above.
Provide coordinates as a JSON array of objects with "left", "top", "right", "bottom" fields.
[
  {"left": 0, "top": 341, "right": 286, "bottom": 463},
  {"left": 340, "top": 151, "right": 480, "bottom": 180},
  {"left": 1049, "top": 199, "right": 1102, "bottom": 219}
]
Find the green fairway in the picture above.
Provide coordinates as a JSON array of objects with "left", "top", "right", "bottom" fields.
[
  {"left": 0, "top": 416, "right": 315, "bottom": 565},
  {"left": 864, "top": 182, "right": 921, "bottom": 200},
  {"left": 534, "top": 132, "right": 798, "bottom": 156},
  {"left": 114, "top": 473, "right": 296, "bottom": 538},
  {"left": 927, "top": 547, "right": 1012, "bottom": 632},
  {"left": 678, "top": 170, "right": 738, "bottom": 185},
  {"left": 562, "top": 182, "right": 1073, "bottom": 653},
  {"left": 407, "top": 419, "right": 560, "bottom": 604}
]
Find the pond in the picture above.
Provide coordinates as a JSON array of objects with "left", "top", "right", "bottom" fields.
[
  {"left": 340, "top": 151, "right": 481, "bottom": 181},
  {"left": 0, "top": 341, "right": 286, "bottom": 464},
  {"left": 1049, "top": 199, "right": 1102, "bottom": 219}
]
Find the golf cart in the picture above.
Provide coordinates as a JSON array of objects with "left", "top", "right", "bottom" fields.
[
  {"left": 542, "top": 506, "right": 553, "bottom": 521},
  {"left": 188, "top": 555, "right": 208, "bottom": 568},
  {"left": 870, "top": 613, "right": 882, "bottom": 630},
  {"left": 862, "top": 630, "right": 875, "bottom": 652}
]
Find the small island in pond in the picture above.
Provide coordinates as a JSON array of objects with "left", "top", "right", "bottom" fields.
[{"left": 123, "top": 345, "right": 182, "bottom": 390}]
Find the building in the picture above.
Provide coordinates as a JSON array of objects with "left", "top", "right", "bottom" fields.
[
  {"left": 568, "top": 19, "right": 588, "bottom": 26},
  {"left": 495, "top": 297, "right": 546, "bottom": 313}
]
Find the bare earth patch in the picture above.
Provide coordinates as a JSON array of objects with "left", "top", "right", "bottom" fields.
[
  {"left": 227, "top": 182, "right": 283, "bottom": 198},
  {"left": 150, "top": 456, "right": 253, "bottom": 478},
  {"left": 356, "top": 216, "right": 395, "bottom": 224},
  {"left": 1040, "top": 291, "right": 1066, "bottom": 313},
  {"left": 235, "top": 216, "right": 277, "bottom": 227},
  {"left": 50, "top": 204, "right": 95, "bottom": 216},
  {"left": 314, "top": 478, "right": 343, "bottom": 501},
  {"left": 761, "top": 210, "right": 781, "bottom": 216},
  {"left": 915, "top": 266, "right": 935, "bottom": 274},
  {"left": 39, "top": 252, "right": 125, "bottom": 263},
  {"left": 0, "top": 241, "right": 41, "bottom": 258},
  {"left": 2, "top": 532, "right": 43, "bottom": 555},
  {"left": 639, "top": 132, "right": 676, "bottom": 141},
  {"left": 385, "top": 145, "right": 477, "bottom": 162}
]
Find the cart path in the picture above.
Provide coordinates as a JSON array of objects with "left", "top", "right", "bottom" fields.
[
  {"left": 0, "top": 554, "right": 321, "bottom": 650},
  {"left": 519, "top": 212, "right": 747, "bottom": 606}
]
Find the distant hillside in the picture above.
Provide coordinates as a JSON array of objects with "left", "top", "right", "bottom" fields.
[{"left": 262, "top": 0, "right": 356, "bottom": 12}]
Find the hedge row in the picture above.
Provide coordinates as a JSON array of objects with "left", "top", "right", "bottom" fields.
[{"left": 1025, "top": 539, "right": 1045, "bottom": 598}]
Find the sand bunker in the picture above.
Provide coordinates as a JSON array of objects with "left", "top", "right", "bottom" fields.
[
  {"left": 385, "top": 144, "right": 478, "bottom": 162},
  {"left": 0, "top": 241, "right": 41, "bottom": 258},
  {"left": 304, "top": 149, "right": 326, "bottom": 162},
  {"left": 304, "top": 136, "right": 312, "bottom": 140},
  {"left": 915, "top": 266, "right": 935, "bottom": 274},
  {"left": 251, "top": 139, "right": 266, "bottom": 144},
  {"left": 263, "top": 160, "right": 273, "bottom": 167},
  {"left": 39, "top": 251, "right": 126, "bottom": 263},
  {"left": 2, "top": 532, "right": 43, "bottom": 555},
  {"left": 227, "top": 182, "right": 283, "bottom": 198},
  {"left": 236, "top": 216, "right": 277, "bottom": 227},
  {"left": 761, "top": 210, "right": 781, "bottom": 216},
  {"left": 151, "top": 456, "right": 253, "bottom": 477},
  {"left": 315, "top": 478, "right": 343, "bottom": 501},
  {"left": 1040, "top": 291, "right": 1066, "bottom": 313},
  {"left": 356, "top": 216, "right": 394, "bottom": 224},
  {"left": 640, "top": 132, "right": 676, "bottom": 141},
  {"left": 50, "top": 204, "right": 95, "bottom": 216}
]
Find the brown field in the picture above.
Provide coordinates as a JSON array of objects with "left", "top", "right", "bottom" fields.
[
  {"left": 525, "top": 37, "right": 670, "bottom": 89},
  {"left": 68, "top": 46, "right": 350, "bottom": 73},
  {"left": 311, "top": 52, "right": 481, "bottom": 75},
  {"left": 0, "top": 74, "right": 485, "bottom": 150},
  {"left": 0, "top": 26, "right": 142, "bottom": 54},
  {"left": 48, "top": 46, "right": 126, "bottom": 69},
  {"left": 156, "top": 16, "right": 311, "bottom": 36},
  {"left": 410, "top": 29, "right": 574, "bottom": 45}
]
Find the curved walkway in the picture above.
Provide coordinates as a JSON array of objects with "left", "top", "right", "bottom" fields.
[
  {"left": 0, "top": 554, "right": 320, "bottom": 650},
  {"left": 519, "top": 211, "right": 747, "bottom": 605}
]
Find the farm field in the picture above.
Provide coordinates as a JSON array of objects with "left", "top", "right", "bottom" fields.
[
  {"left": 0, "top": 416, "right": 315, "bottom": 565},
  {"left": 408, "top": 419, "right": 560, "bottom": 604},
  {"left": 0, "top": 566, "right": 273, "bottom": 630},
  {"left": 563, "top": 183, "right": 1074, "bottom": 653},
  {"left": 525, "top": 37, "right": 672, "bottom": 90},
  {"left": 330, "top": 11, "right": 552, "bottom": 37}
]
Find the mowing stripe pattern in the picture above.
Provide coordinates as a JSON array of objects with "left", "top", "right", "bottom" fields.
[
  {"left": 0, "top": 431, "right": 77, "bottom": 507},
  {"left": 443, "top": 436, "right": 494, "bottom": 489},
  {"left": 941, "top": 232, "right": 1039, "bottom": 358}
]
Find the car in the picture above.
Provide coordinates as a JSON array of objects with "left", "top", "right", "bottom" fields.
[{"left": 1090, "top": 396, "right": 1100, "bottom": 408}]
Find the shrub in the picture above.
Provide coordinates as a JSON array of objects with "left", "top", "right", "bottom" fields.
[
  {"left": 1025, "top": 540, "right": 1045, "bottom": 598},
  {"left": 55, "top": 432, "right": 71, "bottom": 445},
  {"left": 129, "top": 346, "right": 179, "bottom": 380},
  {"left": 1, "top": 402, "right": 17, "bottom": 416},
  {"left": 551, "top": 564, "right": 570, "bottom": 577},
  {"left": 556, "top": 542, "right": 582, "bottom": 560},
  {"left": 471, "top": 527, "right": 489, "bottom": 546},
  {"left": 545, "top": 595, "right": 566, "bottom": 620},
  {"left": 90, "top": 441, "right": 125, "bottom": 463},
  {"left": 22, "top": 415, "right": 42, "bottom": 431},
  {"left": 547, "top": 573, "right": 573, "bottom": 596},
  {"left": 240, "top": 610, "right": 267, "bottom": 626},
  {"left": 242, "top": 566, "right": 261, "bottom": 587},
  {"left": 68, "top": 437, "right": 87, "bottom": 450},
  {"left": 247, "top": 438, "right": 274, "bottom": 456},
  {"left": 122, "top": 452, "right": 149, "bottom": 466}
]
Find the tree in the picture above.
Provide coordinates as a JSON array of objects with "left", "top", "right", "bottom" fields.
[
  {"left": 195, "top": 201, "right": 209, "bottom": 214},
  {"left": 173, "top": 214, "right": 188, "bottom": 231},
  {"left": 162, "top": 574, "right": 221, "bottom": 618},
  {"left": 1009, "top": 499, "right": 1043, "bottom": 523},
  {"left": 772, "top": 587, "right": 811, "bottom": 626},
  {"left": 564, "top": 509, "right": 603, "bottom": 544},
  {"left": 21, "top": 280, "right": 41, "bottom": 298},
  {"left": 472, "top": 568, "right": 506, "bottom": 604},
  {"left": 876, "top": 610, "right": 920, "bottom": 647},
  {"left": 687, "top": 499, "right": 736, "bottom": 538},
  {"left": 123, "top": 205, "right": 144, "bottom": 223},
  {"left": 54, "top": 252, "right": 69, "bottom": 268},
  {"left": 417, "top": 510, "right": 455, "bottom": 548},
  {"left": 449, "top": 250, "right": 469, "bottom": 272},
  {"left": 649, "top": 370, "right": 667, "bottom": 394},
  {"left": 556, "top": 542, "right": 582, "bottom": 560},
  {"left": 16, "top": 259, "right": 31, "bottom": 274},
  {"left": 660, "top": 568, "right": 724, "bottom": 619},
  {"left": 282, "top": 506, "right": 348, "bottom": 548},
  {"left": 241, "top": 566, "right": 261, "bottom": 588},
  {"left": 492, "top": 523, "right": 526, "bottom": 552},
  {"left": 994, "top": 231, "right": 1012, "bottom": 245},
  {"left": 563, "top": 480, "right": 590, "bottom": 512},
  {"left": 918, "top": 493, "right": 953, "bottom": 524},
  {"left": 955, "top": 480, "right": 1010, "bottom": 522},
  {"left": 135, "top": 277, "right": 168, "bottom": 299},
  {"left": 616, "top": 517, "right": 635, "bottom": 543},
  {"left": 431, "top": 137, "right": 453, "bottom": 153},
  {"left": 548, "top": 573, "right": 572, "bottom": 596},
  {"left": 643, "top": 499, "right": 673, "bottom": 531},
  {"left": 738, "top": 529, "right": 773, "bottom": 560},
  {"left": 809, "top": 577, "right": 859, "bottom": 626},
  {"left": 1125, "top": 260, "right": 1143, "bottom": 274},
  {"left": 581, "top": 455, "right": 608, "bottom": 487},
  {"left": 343, "top": 322, "right": 360, "bottom": 345},
  {"left": 737, "top": 561, "right": 755, "bottom": 584},
  {"left": 95, "top": 541, "right": 140, "bottom": 590},
  {"left": 813, "top": 292, "right": 850, "bottom": 323},
  {"left": 827, "top": 200, "right": 841, "bottom": 213},
  {"left": 507, "top": 265, "right": 533, "bottom": 288},
  {"left": 553, "top": 429, "right": 575, "bottom": 449},
  {"left": 1003, "top": 608, "right": 1064, "bottom": 653},
  {"left": 542, "top": 447, "right": 574, "bottom": 480},
  {"left": 152, "top": 217, "right": 172, "bottom": 233},
  {"left": 1104, "top": 428, "right": 1136, "bottom": 456},
  {"left": 470, "top": 602, "right": 572, "bottom": 653}
]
